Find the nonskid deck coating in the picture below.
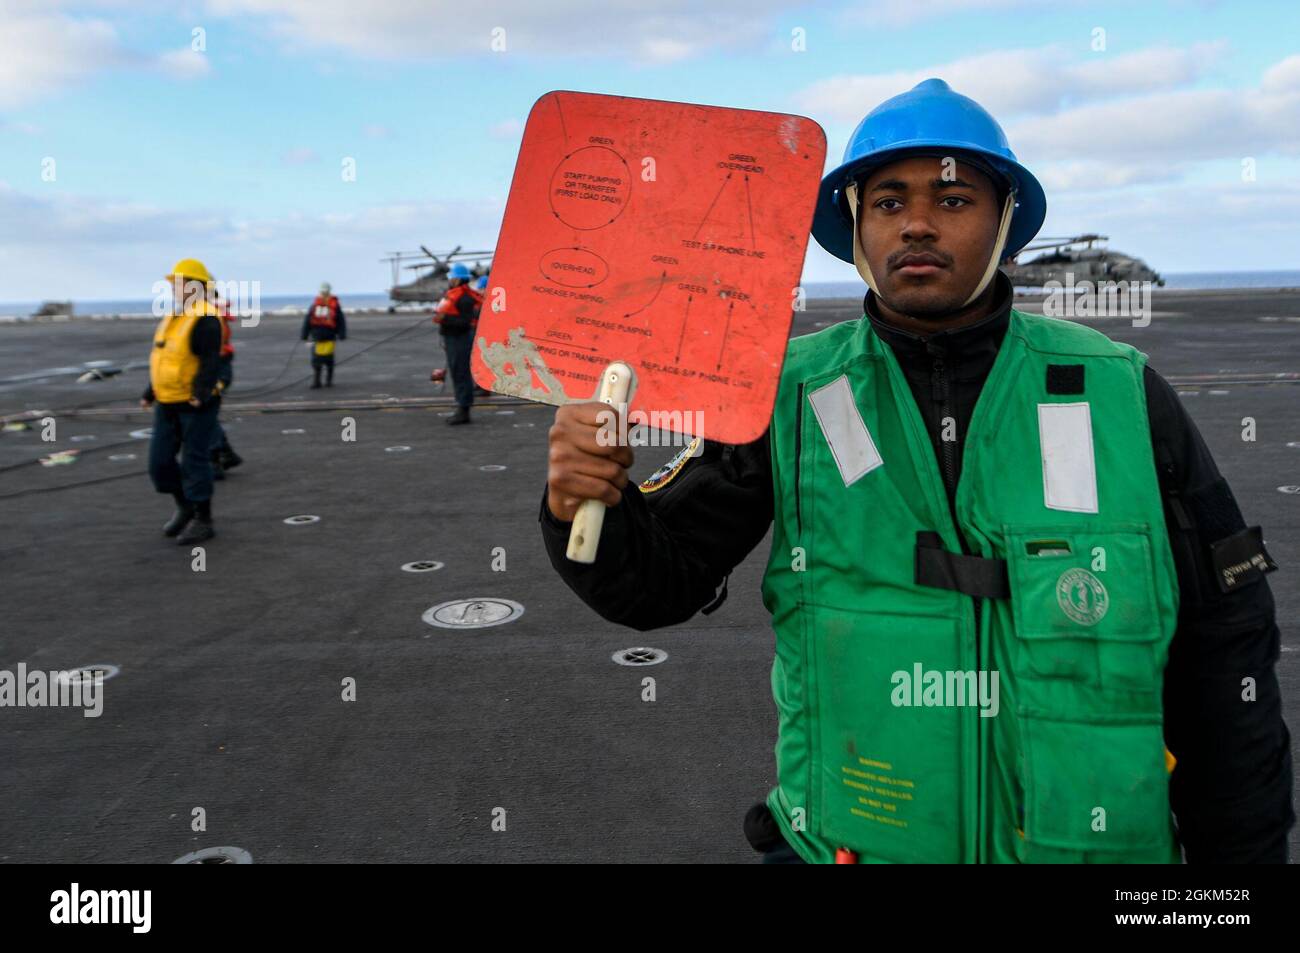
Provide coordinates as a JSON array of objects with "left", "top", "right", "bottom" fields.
[{"left": 1, "top": 292, "right": 1296, "bottom": 862}]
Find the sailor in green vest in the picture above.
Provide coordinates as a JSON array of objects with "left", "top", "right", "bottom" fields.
[{"left": 538, "top": 80, "right": 1292, "bottom": 863}]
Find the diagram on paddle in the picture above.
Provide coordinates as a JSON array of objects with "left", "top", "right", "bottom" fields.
[{"left": 475, "top": 90, "right": 827, "bottom": 445}]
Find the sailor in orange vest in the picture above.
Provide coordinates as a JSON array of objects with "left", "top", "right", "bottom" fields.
[
  {"left": 301, "top": 281, "right": 346, "bottom": 388},
  {"left": 141, "top": 258, "right": 223, "bottom": 544},
  {"left": 433, "top": 263, "right": 483, "bottom": 424},
  {"left": 209, "top": 289, "right": 243, "bottom": 480}
]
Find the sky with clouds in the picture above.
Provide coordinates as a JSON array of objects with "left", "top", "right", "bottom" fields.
[{"left": 0, "top": 0, "right": 1296, "bottom": 300}]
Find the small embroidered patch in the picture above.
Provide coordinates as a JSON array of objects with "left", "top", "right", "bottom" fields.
[{"left": 639, "top": 437, "right": 703, "bottom": 493}]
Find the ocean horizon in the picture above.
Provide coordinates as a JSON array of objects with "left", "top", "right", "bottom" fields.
[{"left": 3, "top": 270, "right": 1299, "bottom": 319}]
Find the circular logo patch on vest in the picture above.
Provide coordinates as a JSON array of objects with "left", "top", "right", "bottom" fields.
[{"left": 1056, "top": 568, "right": 1109, "bottom": 626}]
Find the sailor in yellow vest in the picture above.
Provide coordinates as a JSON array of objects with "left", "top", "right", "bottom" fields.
[
  {"left": 141, "top": 258, "right": 224, "bottom": 544},
  {"left": 537, "top": 80, "right": 1292, "bottom": 863}
]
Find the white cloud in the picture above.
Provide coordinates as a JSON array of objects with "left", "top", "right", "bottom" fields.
[
  {"left": 0, "top": 181, "right": 504, "bottom": 299},
  {"left": 157, "top": 48, "right": 213, "bottom": 79},
  {"left": 0, "top": 179, "right": 216, "bottom": 246},
  {"left": 640, "top": 37, "right": 694, "bottom": 64},
  {"left": 1063, "top": 42, "right": 1226, "bottom": 102},
  {"left": 206, "top": 0, "right": 789, "bottom": 61},
  {"left": 1261, "top": 53, "right": 1300, "bottom": 94},
  {"left": 1008, "top": 60, "right": 1300, "bottom": 163},
  {"left": 488, "top": 118, "right": 523, "bottom": 140},
  {"left": 0, "top": 118, "right": 41, "bottom": 135},
  {"left": 0, "top": 5, "right": 213, "bottom": 106},
  {"left": 795, "top": 45, "right": 1300, "bottom": 198},
  {"left": 795, "top": 42, "right": 1225, "bottom": 123},
  {"left": 0, "top": 9, "right": 127, "bottom": 107},
  {"left": 788, "top": 40, "right": 1300, "bottom": 280},
  {"left": 1032, "top": 159, "right": 1191, "bottom": 192},
  {"left": 840, "top": 0, "right": 1085, "bottom": 28},
  {"left": 281, "top": 147, "right": 318, "bottom": 165}
]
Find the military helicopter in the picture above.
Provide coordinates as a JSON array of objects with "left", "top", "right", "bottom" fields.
[
  {"left": 382, "top": 245, "right": 493, "bottom": 308},
  {"left": 1001, "top": 234, "right": 1164, "bottom": 288}
]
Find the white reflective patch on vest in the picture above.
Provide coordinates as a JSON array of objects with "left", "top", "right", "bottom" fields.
[
  {"left": 808, "top": 374, "right": 883, "bottom": 486},
  {"left": 1038, "top": 402, "right": 1099, "bottom": 513}
]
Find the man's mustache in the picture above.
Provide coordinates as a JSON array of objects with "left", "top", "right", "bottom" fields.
[{"left": 887, "top": 247, "right": 954, "bottom": 270}]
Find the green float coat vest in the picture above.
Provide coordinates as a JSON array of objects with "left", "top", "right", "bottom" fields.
[{"left": 759, "top": 309, "right": 1181, "bottom": 863}]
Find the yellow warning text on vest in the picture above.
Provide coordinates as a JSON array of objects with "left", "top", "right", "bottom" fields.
[{"left": 851, "top": 808, "right": 908, "bottom": 828}]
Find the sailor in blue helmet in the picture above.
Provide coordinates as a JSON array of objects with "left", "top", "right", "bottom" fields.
[
  {"left": 433, "top": 262, "right": 484, "bottom": 424},
  {"left": 810, "top": 77, "right": 1045, "bottom": 323},
  {"left": 536, "top": 80, "right": 1292, "bottom": 863}
]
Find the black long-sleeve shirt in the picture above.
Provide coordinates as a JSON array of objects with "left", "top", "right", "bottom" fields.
[
  {"left": 141, "top": 314, "right": 222, "bottom": 405},
  {"left": 539, "top": 272, "right": 1294, "bottom": 863}
]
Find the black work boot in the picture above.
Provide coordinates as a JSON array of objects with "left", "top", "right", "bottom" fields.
[
  {"left": 177, "top": 500, "right": 214, "bottom": 544},
  {"left": 176, "top": 516, "right": 215, "bottom": 545},
  {"left": 447, "top": 407, "right": 471, "bottom": 425},
  {"left": 163, "top": 500, "right": 195, "bottom": 537}
]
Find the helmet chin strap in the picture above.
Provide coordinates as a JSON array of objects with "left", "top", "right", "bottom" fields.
[{"left": 844, "top": 181, "right": 1017, "bottom": 311}]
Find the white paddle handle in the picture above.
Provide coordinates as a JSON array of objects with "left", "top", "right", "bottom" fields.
[{"left": 566, "top": 361, "right": 635, "bottom": 564}]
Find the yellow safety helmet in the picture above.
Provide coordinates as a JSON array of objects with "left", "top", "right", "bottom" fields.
[{"left": 166, "top": 258, "right": 215, "bottom": 285}]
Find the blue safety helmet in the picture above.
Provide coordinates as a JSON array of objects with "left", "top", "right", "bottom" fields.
[
  {"left": 473, "top": 275, "right": 488, "bottom": 291},
  {"left": 448, "top": 263, "right": 473, "bottom": 280},
  {"left": 811, "top": 78, "right": 1046, "bottom": 263}
]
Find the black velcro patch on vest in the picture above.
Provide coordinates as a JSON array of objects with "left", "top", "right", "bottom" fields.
[
  {"left": 1046, "top": 364, "right": 1085, "bottom": 394},
  {"left": 1210, "top": 525, "right": 1278, "bottom": 593},
  {"left": 914, "top": 532, "right": 1009, "bottom": 599}
]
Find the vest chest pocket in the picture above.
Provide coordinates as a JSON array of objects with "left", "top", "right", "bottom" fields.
[
  {"left": 808, "top": 605, "right": 966, "bottom": 863},
  {"left": 1004, "top": 526, "right": 1164, "bottom": 693},
  {"left": 1019, "top": 710, "right": 1174, "bottom": 856}
]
